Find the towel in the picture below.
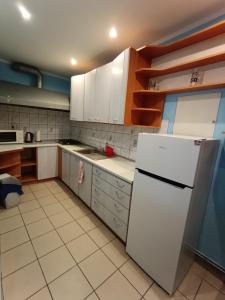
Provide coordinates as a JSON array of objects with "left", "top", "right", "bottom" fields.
[{"left": 78, "top": 161, "right": 85, "bottom": 184}]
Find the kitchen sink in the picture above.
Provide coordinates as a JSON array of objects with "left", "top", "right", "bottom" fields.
[{"left": 74, "top": 148, "right": 109, "bottom": 161}]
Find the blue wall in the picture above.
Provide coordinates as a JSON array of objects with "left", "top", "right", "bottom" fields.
[
  {"left": 0, "top": 62, "right": 70, "bottom": 95},
  {"left": 162, "top": 15, "right": 225, "bottom": 270}
]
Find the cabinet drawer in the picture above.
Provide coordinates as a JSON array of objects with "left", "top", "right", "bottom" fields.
[
  {"left": 108, "top": 174, "right": 131, "bottom": 195},
  {"left": 110, "top": 185, "right": 130, "bottom": 209},
  {"left": 92, "top": 175, "right": 110, "bottom": 194},
  {"left": 92, "top": 185, "right": 129, "bottom": 225},
  {"left": 93, "top": 167, "right": 131, "bottom": 195},
  {"left": 91, "top": 197, "right": 105, "bottom": 220},
  {"left": 104, "top": 210, "right": 127, "bottom": 242}
]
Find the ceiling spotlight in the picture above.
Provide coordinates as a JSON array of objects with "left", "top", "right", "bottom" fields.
[
  {"left": 109, "top": 27, "right": 118, "bottom": 39},
  {"left": 17, "top": 3, "right": 31, "bottom": 20},
  {"left": 70, "top": 58, "right": 77, "bottom": 65}
]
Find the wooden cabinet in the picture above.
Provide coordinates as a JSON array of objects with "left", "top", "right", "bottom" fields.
[
  {"left": 62, "top": 149, "right": 70, "bottom": 186},
  {"left": 37, "top": 146, "right": 58, "bottom": 180},
  {"left": 109, "top": 48, "right": 130, "bottom": 124},
  {"left": 78, "top": 159, "right": 92, "bottom": 207},
  {"left": 94, "top": 62, "right": 112, "bottom": 123},
  {"left": 70, "top": 74, "right": 85, "bottom": 121},
  {"left": 84, "top": 69, "right": 96, "bottom": 122}
]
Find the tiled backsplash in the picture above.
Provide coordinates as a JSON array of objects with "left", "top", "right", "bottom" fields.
[
  {"left": 70, "top": 121, "right": 158, "bottom": 160},
  {"left": 0, "top": 104, "right": 70, "bottom": 141}
]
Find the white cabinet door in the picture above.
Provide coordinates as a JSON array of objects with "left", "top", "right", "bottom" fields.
[
  {"left": 109, "top": 48, "right": 130, "bottom": 124},
  {"left": 70, "top": 74, "right": 85, "bottom": 121},
  {"left": 78, "top": 160, "right": 92, "bottom": 207},
  {"left": 69, "top": 154, "right": 79, "bottom": 194},
  {"left": 95, "top": 62, "right": 112, "bottom": 123},
  {"left": 38, "top": 146, "right": 58, "bottom": 180},
  {"left": 84, "top": 69, "right": 96, "bottom": 122},
  {"left": 62, "top": 150, "right": 70, "bottom": 186}
]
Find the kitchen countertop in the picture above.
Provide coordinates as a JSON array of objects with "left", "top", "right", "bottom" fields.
[{"left": 0, "top": 141, "right": 135, "bottom": 183}]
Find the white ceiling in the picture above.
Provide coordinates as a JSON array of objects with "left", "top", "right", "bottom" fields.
[{"left": 0, "top": 0, "right": 225, "bottom": 78}]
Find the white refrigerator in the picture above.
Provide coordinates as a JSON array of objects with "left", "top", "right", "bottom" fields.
[{"left": 126, "top": 134, "right": 219, "bottom": 294}]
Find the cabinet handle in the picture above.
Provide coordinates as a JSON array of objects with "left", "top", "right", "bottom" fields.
[
  {"left": 115, "top": 190, "right": 123, "bottom": 200},
  {"left": 94, "top": 188, "right": 100, "bottom": 196},
  {"left": 95, "top": 178, "right": 100, "bottom": 185},
  {"left": 116, "top": 180, "right": 125, "bottom": 189},
  {"left": 114, "top": 202, "right": 122, "bottom": 212}
]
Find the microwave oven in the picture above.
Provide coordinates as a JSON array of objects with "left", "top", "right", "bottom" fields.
[{"left": 0, "top": 130, "right": 24, "bottom": 144}]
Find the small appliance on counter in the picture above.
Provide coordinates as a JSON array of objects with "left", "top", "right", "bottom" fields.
[
  {"left": 25, "top": 132, "right": 34, "bottom": 143},
  {"left": 105, "top": 143, "right": 115, "bottom": 157},
  {"left": 35, "top": 130, "right": 41, "bottom": 142},
  {"left": 0, "top": 130, "right": 24, "bottom": 144},
  {"left": 58, "top": 139, "right": 82, "bottom": 145}
]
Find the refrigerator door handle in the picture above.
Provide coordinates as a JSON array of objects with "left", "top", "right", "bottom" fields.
[{"left": 136, "top": 168, "right": 191, "bottom": 190}]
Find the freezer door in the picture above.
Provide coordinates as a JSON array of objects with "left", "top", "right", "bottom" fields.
[
  {"left": 126, "top": 169, "right": 192, "bottom": 294},
  {"left": 136, "top": 134, "right": 201, "bottom": 187}
]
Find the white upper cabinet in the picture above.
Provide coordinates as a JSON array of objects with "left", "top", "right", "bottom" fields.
[
  {"left": 109, "top": 48, "right": 130, "bottom": 124},
  {"left": 94, "top": 62, "right": 112, "bottom": 123},
  {"left": 70, "top": 74, "right": 85, "bottom": 121},
  {"left": 84, "top": 69, "right": 96, "bottom": 122}
]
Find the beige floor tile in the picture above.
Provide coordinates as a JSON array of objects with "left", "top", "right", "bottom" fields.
[
  {"left": 34, "top": 189, "right": 52, "bottom": 198},
  {"left": 19, "top": 199, "right": 40, "bottom": 213},
  {"left": 22, "top": 207, "right": 46, "bottom": 225},
  {"left": 29, "top": 183, "right": 47, "bottom": 192},
  {"left": 57, "top": 221, "right": 84, "bottom": 243},
  {"left": 189, "top": 261, "right": 208, "bottom": 278},
  {"left": 79, "top": 250, "right": 116, "bottom": 288},
  {"left": 54, "top": 191, "right": 71, "bottom": 201},
  {"left": 67, "top": 234, "right": 98, "bottom": 263},
  {"left": 144, "top": 283, "right": 186, "bottom": 300},
  {"left": 77, "top": 213, "right": 102, "bottom": 231},
  {"left": 2, "top": 261, "right": 45, "bottom": 300},
  {"left": 204, "top": 268, "right": 225, "bottom": 290},
  {"left": 38, "top": 194, "right": 58, "bottom": 207},
  {"left": 88, "top": 224, "right": 115, "bottom": 247},
  {"left": 195, "top": 281, "right": 225, "bottom": 300},
  {"left": 49, "top": 186, "right": 65, "bottom": 194},
  {"left": 120, "top": 259, "right": 153, "bottom": 295},
  {"left": 0, "top": 214, "right": 23, "bottom": 234},
  {"left": 39, "top": 246, "right": 75, "bottom": 283},
  {"left": 102, "top": 238, "right": 129, "bottom": 267},
  {"left": 43, "top": 202, "right": 65, "bottom": 216},
  {"left": 96, "top": 271, "right": 141, "bottom": 300},
  {"left": 60, "top": 197, "right": 79, "bottom": 209},
  {"left": 49, "top": 266, "right": 93, "bottom": 300},
  {"left": 178, "top": 268, "right": 202, "bottom": 300},
  {"left": 85, "top": 292, "right": 99, "bottom": 300},
  {"left": 28, "top": 287, "right": 52, "bottom": 300},
  {"left": 1, "top": 226, "right": 29, "bottom": 252},
  {"left": 1, "top": 241, "right": 36, "bottom": 277},
  {"left": 22, "top": 185, "right": 31, "bottom": 194},
  {"left": 20, "top": 192, "right": 36, "bottom": 203},
  {"left": 0, "top": 207, "right": 20, "bottom": 220},
  {"left": 32, "top": 230, "right": 63, "bottom": 258},
  {"left": 26, "top": 218, "right": 54, "bottom": 239},
  {"left": 68, "top": 205, "right": 90, "bottom": 220},
  {"left": 49, "top": 211, "right": 73, "bottom": 228}
]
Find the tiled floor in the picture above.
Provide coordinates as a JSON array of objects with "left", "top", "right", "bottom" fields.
[{"left": 0, "top": 180, "right": 224, "bottom": 300}]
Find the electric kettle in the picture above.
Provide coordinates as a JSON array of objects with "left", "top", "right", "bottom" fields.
[{"left": 25, "top": 132, "right": 34, "bottom": 143}]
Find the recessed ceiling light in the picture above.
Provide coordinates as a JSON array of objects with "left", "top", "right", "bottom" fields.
[
  {"left": 17, "top": 3, "right": 31, "bottom": 20},
  {"left": 109, "top": 27, "right": 118, "bottom": 39},
  {"left": 70, "top": 57, "right": 77, "bottom": 65}
]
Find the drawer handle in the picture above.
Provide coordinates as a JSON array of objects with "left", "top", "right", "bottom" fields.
[
  {"left": 114, "top": 203, "right": 123, "bottom": 212},
  {"left": 116, "top": 180, "right": 125, "bottom": 189},
  {"left": 113, "top": 217, "right": 122, "bottom": 227},
  {"left": 115, "top": 190, "right": 124, "bottom": 200},
  {"left": 94, "top": 188, "right": 100, "bottom": 196},
  {"left": 95, "top": 178, "right": 100, "bottom": 185}
]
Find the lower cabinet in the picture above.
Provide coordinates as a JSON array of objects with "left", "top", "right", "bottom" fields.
[
  {"left": 62, "top": 150, "right": 92, "bottom": 207},
  {"left": 37, "top": 146, "right": 58, "bottom": 180},
  {"left": 91, "top": 166, "right": 132, "bottom": 242}
]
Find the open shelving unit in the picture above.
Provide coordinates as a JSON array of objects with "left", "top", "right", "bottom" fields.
[
  {"left": 21, "top": 148, "right": 37, "bottom": 183},
  {"left": 124, "top": 20, "right": 225, "bottom": 127},
  {"left": 0, "top": 150, "right": 22, "bottom": 179}
]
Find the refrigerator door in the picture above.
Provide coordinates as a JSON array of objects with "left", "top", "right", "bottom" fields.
[
  {"left": 136, "top": 134, "right": 201, "bottom": 187},
  {"left": 126, "top": 169, "right": 192, "bottom": 294}
]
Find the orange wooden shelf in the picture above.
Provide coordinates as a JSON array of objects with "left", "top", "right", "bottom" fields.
[
  {"left": 21, "top": 175, "right": 37, "bottom": 183},
  {"left": 0, "top": 162, "right": 20, "bottom": 170},
  {"left": 134, "top": 81, "right": 225, "bottom": 95},
  {"left": 21, "top": 160, "right": 36, "bottom": 167},
  {"left": 138, "top": 20, "right": 225, "bottom": 59},
  {"left": 136, "top": 52, "right": 225, "bottom": 78},
  {"left": 131, "top": 108, "right": 162, "bottom": 113}
]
